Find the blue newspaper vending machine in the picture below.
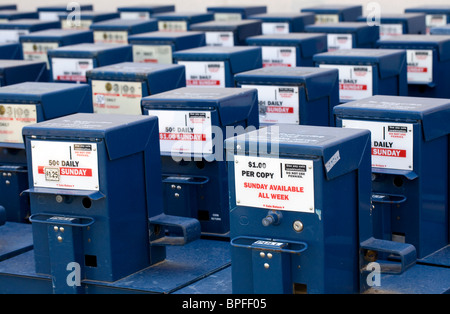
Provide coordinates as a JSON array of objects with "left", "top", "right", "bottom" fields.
[
  {"left": 22, "top": 113, "right": 201, "bottom": 293},
  {"left": 128, "top": 31, "right": 206, "bottom": 64},
  {"left": 173, "top": 46, "right": 262, "bottom": 88},
  {"left": 142, "top": 87, "right": 259, "bottom": 236},
  {"left": 305, "top": 22, "right": 380, "bottom": 51},
  {"left": 86, "top": 62, "right": 185, "bottom": 114},
  {"left": 376, "top": 34, "right": 450, "bottom": 98},
  {"left": 225, "top": 125, "right": 416, "bottom": 294},
  {"left": 190, "top": 20, "right": 262, "bottom": 47},
  {"left": 334, "top": 95, "right": 450, "bottom": 264},
  {"left": 0, "top": 82, "right": 93, "bottom": 223},
  {"left": 301, "top": 5, "right": 362, "bottom": 24},
  {"left": 234, "top": 66, "right": 339, "bottom": 127},
  {"left": 246, "top": 33, "right": 327, "bottom": 68},
  {"left": 90, "top": 18, "right": 158, "bottom": 44},
  {"left": 313, "top": 48, "right": 407, "bottom": 103},
  {"left": 47, "top": 43, "right": 132, "bottom": 83},
  {"left": 247, "top": 12, "right": 315, "bottom": 34}
]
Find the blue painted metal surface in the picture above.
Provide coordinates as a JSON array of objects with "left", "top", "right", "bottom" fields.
[
  {"left": 173, "top": 46, "right": 262, "bottom": 88},
  {"left": 190, "top": 20, "right": 262, "bottom": 47},
  {"left": 22, "top": 113, "right": 166, "bottom": 284},
  {"left": 0, "top": 82, "right": 93, "bottom": 223},
  {"left": 0, "top": 19, "right": 61, "bottom": 35},
  {"left": 225, "top": 125, "right": 376, "bottom": 294},
  {"left": 0, "top": 239, "right": 230, "bottom": 294},
  {"left": 142, "top": 87, "right": 259, "bottom": 237},
  {"left": 246, "top": 33, "right": 327, "bottom": 67},
  {"left": 234, "top": 66, "right": 339, "bottom": 127},
  {"left": 376, "top": 34, "right": 450, "bottom": 98},
  {"left": 334, "top": 95, "right": 450, "bottom": 263},
  {"left": 313, "top": 48, "right": 408, "bottom": 103},
  {"left": 47, "top": 43, "right": 132, "bottom": 83},
  {"left": 0, "top": 43, "right": 22, "bottom": 59},
  {"left": 86, "top": 62, "right": 185, "bottom": 114},
  {"left": 0, "top": 60, "right": 48, "bottom": 86}
]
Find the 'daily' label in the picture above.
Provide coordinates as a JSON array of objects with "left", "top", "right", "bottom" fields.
[
  {"left": 179, "top": 61, "right": 226, "bottom": 87},
  {"left": 320, "top": 64, "right": 373, "bottom": 101},
  {"left": 51, "top": 57, "right": 93, "bottom": 82},
  {"left": 234, "top": 155, "right": 315, "bottom": 213},
  {"left": 342, "top": 119, "right": 413, "bottom": 171},
  {"left": 31, "top": 140, "right": 99, "bottom": 191},
  {"left": 406, "top": 49, "right": 433, "bottom": 84}
]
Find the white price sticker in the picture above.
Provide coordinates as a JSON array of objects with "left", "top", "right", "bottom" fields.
[
  {"left": 241, "top": 84, "right": 299, "bottom": 124},
  {"left": 315, "top": 14, "right": 339, "bottom": 24},
  {"left": 320, "top": 64, "right": 373, "bottom": 101},
  {"left": 342, "top": 119, "right": 413, "bottom": 171},
  {"left": 51, "top": 57, "right": 93, "bottom": 82},
  {"left": 94, "top": 31, "right": 128, "bottom": 44},
  {"left": 31, "top": 141, "right": 99, "bottom": 191},
  {"left": 262, "top": 22, "right": 290, "bottom": 35},
  {"left": 158, "top": 20, "right": 188, "bottom": 32},
  {"left": 132, "top": 45, "right": 173, "bottom": 64},
  {"left": 0, "top": 104, "right": 37, "bottom": 144},
  {"left": 327, "top": 34, "right": 353, "bottom": 51},
  {"left": 146, "top": 109, "right": 213, "bottom": 155},
  {"left": 234, "top": 155, "right": 315, "bottom": 213},
  {"left": 406, "top": 49, "right": 433, "bottom": 84},
  {"left": 22, "top": 42, "right": 59, "bottom": 68},
  {"left": 178, "top": 61, "right": 226, "bottom": 87},
  {"left": 0, "top": 29, "right": 29, "bottom": 43},
  {"left": 205, "top": 31, "right": 234, "bottom": 47},
  {"left": 262, "top": 46, "right": 297, "bottom": 67},
  {"left": 426, "top": 14, "right": 447, "bottom": 34},
  {"left": 92, "top": 80, "right": 142, "bottom": 115}
]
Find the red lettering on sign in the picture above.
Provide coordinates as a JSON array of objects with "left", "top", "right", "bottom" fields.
[
  {"left": 340, "top": 84, "right": 368, "bottom": 91},
  {"left": 408, "top": 66, "right": 428, "bottom": 73},
  {"left": 372, "top": 148, "right": 406, "bottom": 158},
  {"left": 160, "top": 133, "right": 206, "bottom": 141}
]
